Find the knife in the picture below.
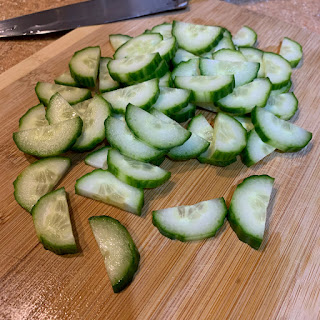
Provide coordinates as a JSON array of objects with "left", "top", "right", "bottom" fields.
[{"left": 0, "top": 0, "right": 188, "bottom": 38}]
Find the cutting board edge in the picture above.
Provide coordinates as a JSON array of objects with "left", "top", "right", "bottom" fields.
[{"left": 0, "top": 24, "right": 102, "bottom": 91}]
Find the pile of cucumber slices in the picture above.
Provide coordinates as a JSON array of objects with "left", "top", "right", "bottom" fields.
[{"left": 13, "top": 20, "right": 311, "bottom": 293}]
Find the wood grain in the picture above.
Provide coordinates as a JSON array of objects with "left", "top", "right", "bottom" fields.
[{"left": 1, "top": 1, "right": 320, "bottom": 319}]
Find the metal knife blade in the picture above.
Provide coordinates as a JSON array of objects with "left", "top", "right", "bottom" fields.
[{"left": 0, "top": 0, "right": 188, "bottom": 38}]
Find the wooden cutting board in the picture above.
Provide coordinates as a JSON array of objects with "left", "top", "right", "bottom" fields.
[{"left": 1, "top": 1, "right": 320, "bottom": 319}]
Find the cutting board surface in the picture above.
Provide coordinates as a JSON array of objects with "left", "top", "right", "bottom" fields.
[{"left": 1, "top": 1, "right": 320, "bottom": 319}]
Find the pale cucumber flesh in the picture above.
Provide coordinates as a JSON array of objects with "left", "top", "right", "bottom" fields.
[
  {"left": 89, "top": 215, "right": 140, "bottom": 293},
  {"left": 32, "top": 188, "right": 77, "bottom": 255},
  {"left": 14, "top": 157, "right": 71, "bottom": 213},
  {"left": 153, "top": 198, "right": 227, "bottom": 241},
  {"left": 75, "top": 169, "right": 144, "bottom": 215},
  {"left": 228, "top": 175, "right": 274, "bottom": 249}
]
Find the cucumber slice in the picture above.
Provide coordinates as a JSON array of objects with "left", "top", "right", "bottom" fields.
[
  {"left": 239, "top": 47, "right": 265, "bottom": 78},
  {"left": 200, "top": 59, "right": 260, "bottom": 87},
  {"left": 13, "top": 118, "right": 83, "bottom": 157},
  {"left": 152, "top": 198, "right": 227, "bottom": 241},
  {"left": 212, "top": 49, "right": 247, "bottom": 62},
  {"left": 35, "top": 82, "right": 91, "bottom": 106},
  {"left": 32, "top": 188, "right": 77, "bottom": 255},
  {"left": 143, "top": 29, "right": 152, "bottom": 34},
  {"left": 109, "top": 34, "right": 132, "bottom": 51},
  {"left": 199, "top": 29, "right": 234, "bottom": 58},
  {"left": 228, "top": 175, "right": 275, "bottom": 249},
  {"left": 46, "top": 92, "right": 79, "bottom": 124},
  {"left": 125, "top": 104, "right": 191, "bottom": 150},
  {"left": 217, "top": 78, "right": 272, "bottom": 115},
  {"left": 113, "top": 33, "right": 163, "bottom": 59},
  {"left": 188, "top": 114, "right": 215, "bottom": 142},
  {"left": 71, "top": 95, "right": 111, "bottom": 151},
  {"left": 263, "top": 52, "right": 292, "bottom": 89},
  {"left": 174, "top": 75, "right": 235, "bottom": 103},
  {"left": 112, "top": 113, "right": 125, "bottom": 121},
  {"left": 241, "top": 129, "right": 275, "bottom": 167},
  {"left": 99, "top": 57, "right": 120, "bottom": 93},
  {"left": 168, "top": 133, "right": 210, "bottom": 161},
  {"left": 279, "top": 37, "right": 303, "bottom": 68},
  {"left": 151, "top": 87, "right": 191, "bottom": 115},
  {"left": 151, "top": 22, "right": 172, "bottom": 39},
  {"left": 108, "top": 53, "right": 162, "bottom": 83},
  {"left": 264, "top": 92, "right": 298, "bottom": 120},
  {"left": 54, "top": 70, "right": 78, "bottom": 87},
  {"left": 172, "top": 48, "right": 198, "bottom": 66},
  {"left": 149, "top": 107, "right": 179, "bottom": 123},
  {"left": 239, "top": 47, "right": 264, "bottom": 77},
  {"left": 124, "top": 59, "right": 169, "bottom": 86},
  {"left": 150, "top": 156, "right": 165, "bottom": 166},
  {"left": 85, "top": 146, "right": 111, "bottom": 170},
  {"left": 148, "top": 107, "right": 197, "bottom": 142},
  {"left": 212, "top": 29, "right": 235, "bottom": 51},
  {"left": 19, "top": 104, "right": 49, "bottom": 131},
  {"left": 172, "top": 58, "right": 200, "bottom": 80},
  {"left": 222, "top": 29, "right": 232, "bottom": 38},
  {"left": 188, "top": 114, "right": 237, "bottom": 166},
  {"left": 232, "top": 26, "right": 257, "bottom": 47},
  {"left": 47, "top": 93, "right": 111, "bottom": 152},
  {"left": 107, "top": 149, "right": 171, "bottom": 188},
  {"left": 13, "top": 157, "right": 70, "bottom": 213},
  {"left": 270, "top": 80, "right": 292, "bottom": 96},
  {"left": 239, "top": 47, "right": 263, "bottom": 60},
  {"left": 69, "top": 46, "right": 101, "bottom": 87},
  {"left": 198, "top": 157, "right": 237, "bottom": 167},
  {"left": 170, "top": 103, "right": 196, "bottom": 123},
  {"left": 159, "top": 71, "right": 173, "bottom": 87},
  {"left": 172, "top": 21, "right": 223, "bottom": 55},
  {"left": 199, "top": 112, "right": 247, "bottom": 162},
  {"left": 75, "top": 169, "right": 144, "bottom": 215},
  {"left": 151, "top": 60, "right": 170, "bottom": 79},
  {"left": 234, "top": 116, "right": 254, "bottom": 131},
  {"left": 151, "top": 37, "right": 177, "bottom": 62},
  {"left": 195, "top": 102, "right": 219, "bottom": 113},
  {"left": 105, "top": 116, "right": 166, "bottom": 162},
  {"left": 251, "top": 106, "right": 312, "bottom": 152},
  {"left": 102, "top": 79, "right": 159, "bottom": 114},
  {"left": 103, "top": 125, "right": 160, "bottom": 164},
  {"left": 89, "top": 216, "right": 140, "bottom": 293},
  {"left": 200, "top": 52, "right": 213, "bottom": 59}
]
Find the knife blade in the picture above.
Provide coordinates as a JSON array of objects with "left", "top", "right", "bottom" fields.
[{"left": 0, "top": 0, "right": 188, "bottom": 38}]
